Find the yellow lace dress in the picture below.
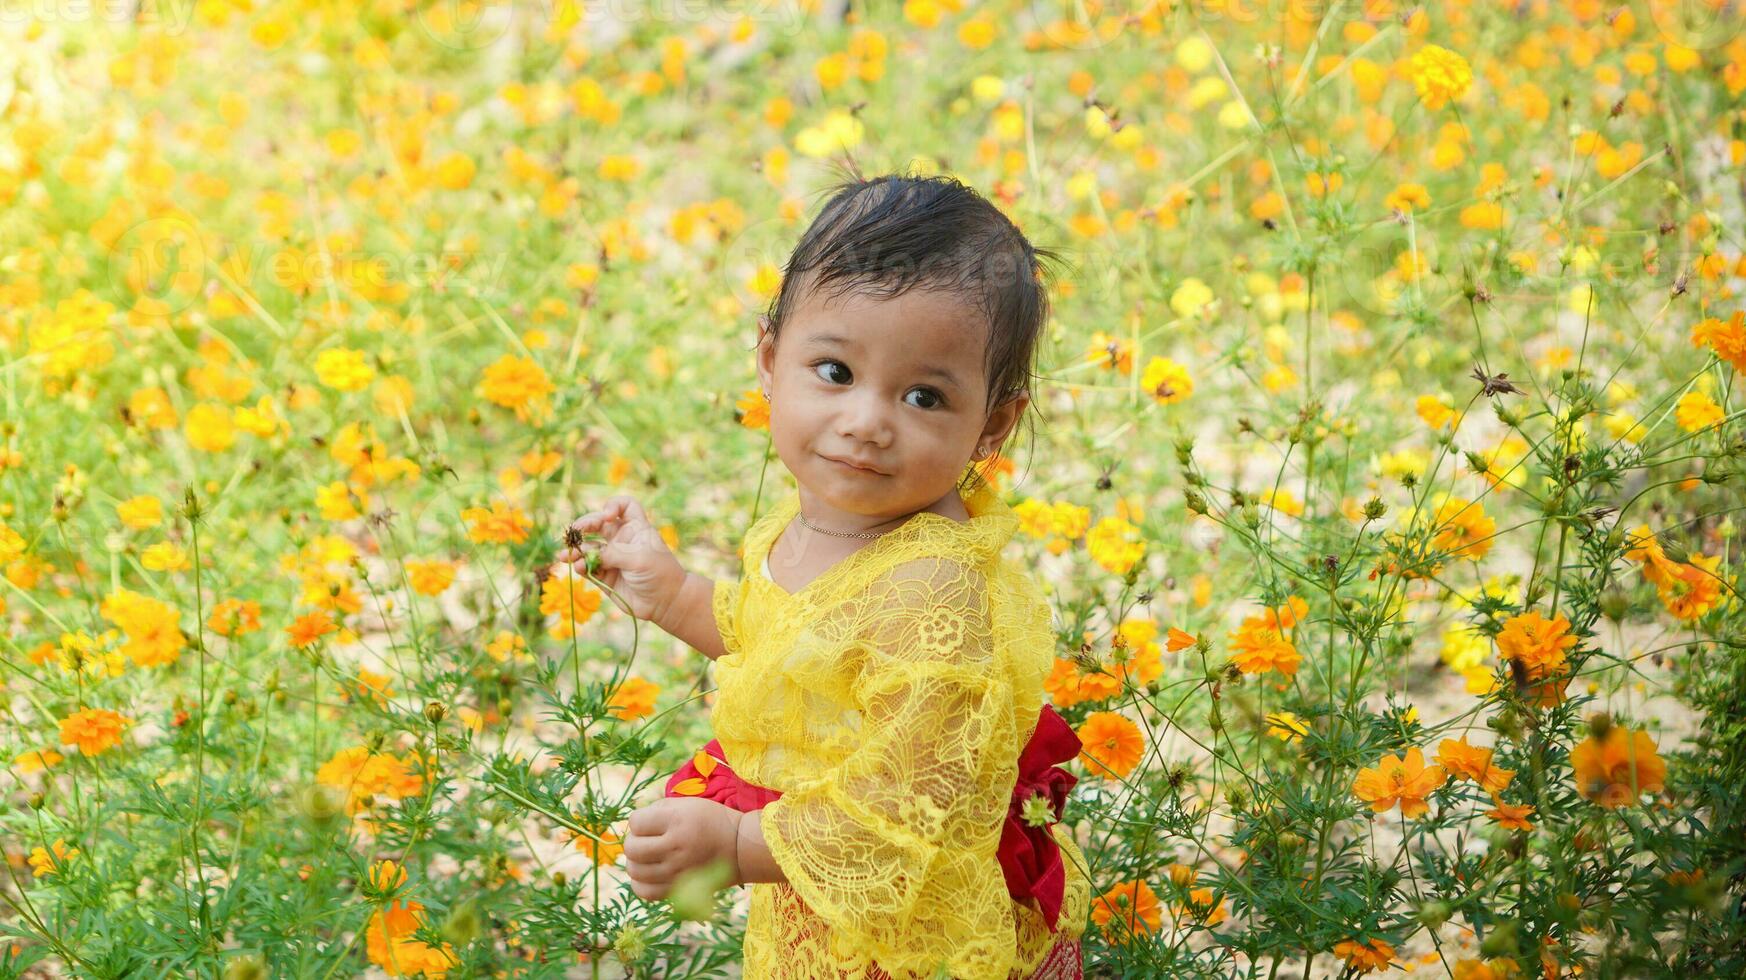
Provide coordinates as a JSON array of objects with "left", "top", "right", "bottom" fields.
[{"left": 709, "top": 465, "right": 1090, "bottom": 980}]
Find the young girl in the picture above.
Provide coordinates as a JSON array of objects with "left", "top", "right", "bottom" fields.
[{"left": 556, "top": 173, "right": 1090, "bottom": 979}]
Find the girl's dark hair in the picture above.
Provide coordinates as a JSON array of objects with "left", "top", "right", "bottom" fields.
[{"left": 761, "top": 165, "right": 1062, "bottom": 485}]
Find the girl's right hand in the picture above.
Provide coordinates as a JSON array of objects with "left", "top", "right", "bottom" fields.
[{"left": 555, "top": 495, "right": 686, "bottom": 624}]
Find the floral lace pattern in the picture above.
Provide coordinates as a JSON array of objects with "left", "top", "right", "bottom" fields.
[{"left": 711, "top": 466, "right": 1090, "bottom": 980}]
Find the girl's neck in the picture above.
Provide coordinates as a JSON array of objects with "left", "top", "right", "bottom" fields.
[{"left": 792, "top": 482, "right": 970, "bottom": 535}]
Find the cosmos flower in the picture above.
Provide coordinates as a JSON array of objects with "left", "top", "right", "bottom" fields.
[{"left": 1353, "top": 746, "right": 1446, "bottom": 819}]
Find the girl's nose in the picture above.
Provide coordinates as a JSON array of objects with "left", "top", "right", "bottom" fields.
[{"left": 837, "top": 391, "right": 893, "bottom": 446}]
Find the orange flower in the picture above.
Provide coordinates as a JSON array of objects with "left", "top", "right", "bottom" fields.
[
  {"left": 605, "top": 676, "right": 659, "bottom": 721},
  {"left": 1176, "top": 886, "right": 1228, "bottom": 927},
  {"left": 1090, "top": 879, "right": 1161, "bottom": 940},
  {"left": 1495, "top": 609, "right": 1578, "bottom": 675},
  {"left": 1691, "top": 309, "right": 1746, "bottom": 372},
  {"left": 1333, "top": 937, "right": 1396, "bottom": 973},
  {"left": 1486, "top": 798, "right": 1535, "bottom": 831},
  {"left": 1044, "top": 656, "right": 1121, "bottom": 708},
  {"left": 461, "top": 499, "right": 532, "bottom": 544},
  {"left": 316, "top": 745, "right": 426, "bottom": 815},
  {"left": 541, "top": 570, "right": 603, "bottom": 640},
  {"left": 1165, "top": 627, "right": 1197, "bottom": 652},
  {"left": 58, "top": 708, "right": 132, "bottom": 756},
  {"left": 573, "top": 824, "right": 624, "bottom": 866},
  {"left": 1227, "top": 597, "right": 1306, "bottom": 676},
  {"left": 286, "top": 609, "right": 338, "bottom": 649},
  {"left": 1227, "top": 622, "right": 1301, "bottom": 676},
  {"left": 1077, "top": 711, "right": 1145, "bottom": 779},
  {"left": 1654, "top": 552, "right": 1725, "bottom": 621},
  {"left": 736, "top": 387, "right": 770, "bottom": 429},
  {"left": 1352, "top": 746, "right": 1446, "bottom": 819},
  {"left": 1453, "top": 958, "right": 1523, "bottom": 980},
  {"left": 366, "top": 899, "right": 458, "bottom": 977},
  {"left": 1436, "top": 738, "right": 1514, "bottom": 794},
  {"left": 1570, "top": 726, "right": 1666, "bottom": 808},
  {"left": 206, "top": 597, "right": 261, "bottom": 637},
  {"left": 1430, "top": 496, "right": 1496, "bottom": 562}
]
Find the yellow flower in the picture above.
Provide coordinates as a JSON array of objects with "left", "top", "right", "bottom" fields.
[
  {"left": 1414, "top": 393, "right": 1456, "bottom": 429},
  {"left": 1265, "top": 711, "right": 1308, "bottom": 742},
  {"left": 1440, "top": 622, "right": 1489, "bottom": 674},
  {"left": 140, "top": 540, "right": 190, "bottom": 572},
  {"left": 1140, "top": 356, "right": 1194, "bottom": 405},
  {"left": 29, "top": 839, "right": 78, "bottom": 878},
  {"left": 1674, "top": 390, "right": 1724, "bottom": 432},
  {"left": 116, "top": 495, "right": 163, "bottom": 529},
  {"left": 1386, "top": 183, "right": 1432, "bottom": 213},
  {"left": 1083, "top": 331, "right": 1133, "bottom": 374},
  {"left": 405, "top": 559, "right": 457, "bottom": 597},
  {"left": 433, "top": 152, "right": 476, "bottom": 190},
  {"left": 794, "top": 109, "right": 864, "bottom": 158},
  {"left": 14, "top": 748, "right": 64, "bottom": 774},
  {"left": 1013, "top": 498, "right": 1054, "bottom": 539},
  {"left": 477, "top": 354, "right": 555, "bottom": 423},
  {"left": 99, "top": 588, "right": 186, "bottom": 668},
  {"left": 315, "top": 481, "right": 368, "bottom": 522},
  {"left": 1408, "top": 44, "right": 1473, "bottom": 110},
  {"left": 1170, "top": 278, "right": 1214, "bottom": 320},
  {"left": 1086, "top": 516, "right": 1145, "bottom": 576},
  {"left": 315, "top": 348, "right": 376, "bottom": 392},
  {"left": 486, "top": 630, "right": 528, "bottom": 663},
  {"left": 184, "top": 403, "right": 236, "bottom": 453},
  {"left": 368, "top": 858, "right": 409, "bottom": 895}
]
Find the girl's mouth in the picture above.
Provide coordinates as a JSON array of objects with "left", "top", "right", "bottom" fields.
[{"left": 822, "top": 454, "right": 884, "bottom": 475}]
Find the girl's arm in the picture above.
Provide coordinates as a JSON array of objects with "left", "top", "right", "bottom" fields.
[
  {"left": 653, "top": 571, "right": 730, "bottom": 661},
  {"left": 733, "top": 810, "right": 788, "bottom": 885}
]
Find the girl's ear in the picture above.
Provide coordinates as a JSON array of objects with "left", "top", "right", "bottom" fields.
[
  {"left": 756, "top": 318, "right": 776, "bottom": 396},
  {"left": 980, "top": 388, "right": 1030, "bottom": 450}
]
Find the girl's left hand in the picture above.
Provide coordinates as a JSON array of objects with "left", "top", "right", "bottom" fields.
[{"left": 623, "top": 797, "right": 743, "bottom": 901}]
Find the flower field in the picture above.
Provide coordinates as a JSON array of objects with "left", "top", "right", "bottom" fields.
[{"left": 3, "top": 1, "right": 1746, "bottom": 977}]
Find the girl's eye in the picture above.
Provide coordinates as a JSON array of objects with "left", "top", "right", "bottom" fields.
[
  {"left": 906, "top": 388, "right": 944, "bottom": 410},
  {"left": 813, "top": 360, "right": 851, "bottom": 385}
]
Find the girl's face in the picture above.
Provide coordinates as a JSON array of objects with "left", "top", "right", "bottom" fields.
[{"left": 756, "top": 284, "right": 1028, "bottom": 530}]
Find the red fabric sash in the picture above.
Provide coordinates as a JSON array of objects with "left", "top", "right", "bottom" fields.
[{"left": 664, "top": 704, "right": 1081, "bottom": 931}]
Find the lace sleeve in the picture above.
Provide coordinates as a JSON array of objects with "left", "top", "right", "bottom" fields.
[
  {"left": 759, "top": 558, "right": 1021, "bottom": 980},
  {"left": 712, "top": 574, "right": 742, "bottom": 659}
]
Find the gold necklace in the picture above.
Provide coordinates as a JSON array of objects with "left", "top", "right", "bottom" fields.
[{"left": 795, "top": 509, "right": 916, "bottom": 539}]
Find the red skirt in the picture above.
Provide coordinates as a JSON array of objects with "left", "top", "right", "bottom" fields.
[{"left": 665, "top": 705, "right": 1085, "bottom": 979}]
